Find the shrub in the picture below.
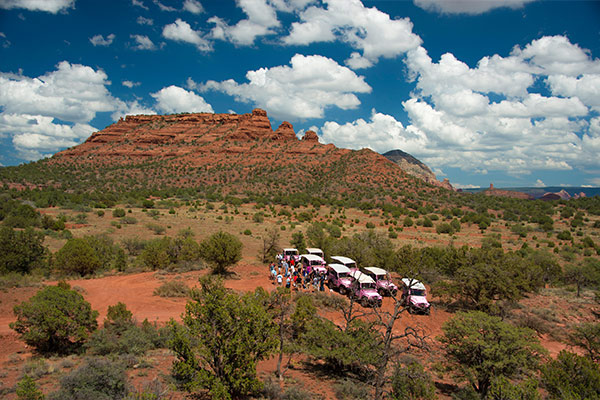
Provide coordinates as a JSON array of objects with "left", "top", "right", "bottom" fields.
[
  {"left": 403, "top": 217, "right": 413, "bottom": 227},
  {"left": 390, "top": 360, "right": 436, "bottom": 400},
  {"left": 153, "top": 280, "right": 189, "bottom": 297},
  {"left": 48, "top": 358, "right": 128, "bottom": 400},
  {"left": 541, "top": 351, "right": 600, "bottom": 400},
  {"left": 120, "top": 216, "right": 137, "bottom": 225},
  {"left": 334, "top": 378, "right": 371, "bottom": 400},
  {"left": 366, "top": 222, "right": 375, "bottom": 229},
  {"left": 440, "top": 311, "right": 545, "bottom": 398},
  {"left": 170, "top": 277, "right": 276, "bottom": 399},
  {"left": 10, "top": 284, "right": 98, "bottom": 354},
  {"left": 557, "top": 230, "right": 573, "bottom": 241},
  {"left": 291, "top": 232, "right": 307, "bottom": 254},
  {"left": 112, "top": 208, "right": 126, "bottom": 218},
  {"left": 122, "top": 237, "right": 148, "bottom": 256},
  {"left": 96, "top": 210, "right": 105, "bottom": 217},
  {"left": 0, "top": 226, "right": 46, "bottom": 275},
  {"left": 146, "top": 223, "right": 166, "bottom": 235},
  {"left": 54, "top": 238, "right": 101, "bottom": 276},
  {"left": 243, "top": 229, "right": 252, "bottom": 235},
  {"left": 199, "top": 231, "right": 243, "bottom": 275},
  {"left": 436, "top": 222, "right": 454, "bottom": 234},
  {"left": 16, "top": 375, "right": 44, "bottom": 400},
  {"left": 253, "top": 212, "right": 264, "bottom": 223}
]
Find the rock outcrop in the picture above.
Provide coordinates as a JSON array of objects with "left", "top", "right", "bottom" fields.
[
  {"left": 302, "top": 130, "right": 319, "bottom": 142},
  {"left": 383, "top": 149, "right": 453, "bottom": 190},
  {"left": 484, "top": 183, "right": 533, "bottom": 200},
  {"left": 50, "top": 109, "right": 452, "bottom": 195}
]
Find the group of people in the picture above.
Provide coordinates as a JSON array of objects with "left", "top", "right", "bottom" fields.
[{"left": 269, "top": 255, "right": 326, "bottom": 292}]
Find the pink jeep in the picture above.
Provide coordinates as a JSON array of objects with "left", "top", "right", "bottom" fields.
[
  {"left": 327, "top": 264, "right": 353, "bottom": 295},
  {"left": 360, "top": 267, "right": 398, "bottom": 297},
  {"left": 330, "top": 256, "right": 357, "bottom": 272},
  {"left": 301, "top": 254, "right": 327, "bottom": 275},
  {"left": 282, "top": 248, "right": 300, "bottom": 263},
  {"left": 400, "top": 278, "right": 430, "bottom": 315},
  {"left": 349, "top": 270, "right": 382, "bottom": 308},
  {"left": 306, "top": 248, "right": 325, "bottom": 259}
]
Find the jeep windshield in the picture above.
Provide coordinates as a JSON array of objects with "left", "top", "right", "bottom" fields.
[
  {"left": 337, "top": 272, "right": 349, "bottom": 278},
  {"left": 375, "top": 274, "right": 387, "bottom": 281},
  {"left": 285, "top": 250, "right": 298, "bottom": 256},
  {"left": 410, "top": 289, "right": 426, "bottom": 296},
  {"left": 361, "top": 282, "right": 375, "bottom": 289}
]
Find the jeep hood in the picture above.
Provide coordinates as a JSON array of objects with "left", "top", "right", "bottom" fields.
[
  {"left": 363, "top": 290, "right": 382, "bottom": 299},
  {"left": 378, "top": 280, "right": 397, "bottom": 289},
  {"left": 409, "top": 296, "right": 430, "bottom": 307},
  {"left": 340, "top": 278, "right": 353, "bottom": 287}
]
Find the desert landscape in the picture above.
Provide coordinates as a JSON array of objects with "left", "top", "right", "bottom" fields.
[{"left": 1, "top": 1, "right": 599, "bottom": 399}]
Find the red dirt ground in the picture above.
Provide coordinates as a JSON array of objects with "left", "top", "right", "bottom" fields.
[{"left": 0, "top": 263, "right": 593, "bottom": 398}]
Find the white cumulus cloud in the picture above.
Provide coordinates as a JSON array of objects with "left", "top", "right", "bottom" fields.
[
  {"left": 136, "top": 16, "right": 153, "bottom": 25},
  {"left": 151, "top": 85, "right": 213, "bottom": 114},
  {"left": 0, "top": 0, "right": 75, "bottom": 13},
  {"left": 283, "top": 0, "right": 422, "bottom": 67},
  {"left": 0, "top": 61, "right": 118, "bottom": 123},
  {"left": 89, "top": 33, "right": 115, "bottom": 47},
  {"left": 413, "top": 0, "right": 538, "bottom": 15},
  {"left": 0, "top": 62, "right": 126, "bottom": 160},
  {"left": 131, "top": 34, "right": 156, "bottom": 50},
  {"left": 183, "top": 0, "right": 203, "bottom": 14},
  {"left": 163, "top": 19, "right": 211, "bottom": 51},
  {"left": 319, "top": 109, "right": 426, "bottom": 154},
  {"left": 201, "top": 54, "right": 371, "bottom": 120},
  {"left": 209, "top": 0, "right": 280, "bottom": 46}
]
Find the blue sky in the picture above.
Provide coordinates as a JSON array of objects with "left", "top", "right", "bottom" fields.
[{"left": 0, "top": 0, "right": 599, "bottom": 188}]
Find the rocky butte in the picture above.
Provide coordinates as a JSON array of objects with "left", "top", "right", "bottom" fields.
[{"left": 50, "top": 109, "right": 451, "bottom": 195}]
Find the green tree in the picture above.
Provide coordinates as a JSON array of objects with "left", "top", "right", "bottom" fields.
[
  {"left": 390, "top": 360, "right": 436, "bottom": 400},
  {"left": 10, "top": 283, "right": 98, "bottom": 353},
  {"left": 54, "top": 238, "right": 102, "bottom": 276},
  {"left": 563, "top": 259, "right": 600, "bottom": 297},
  {"left": 440, "top": 311, "right": 545, "bottom": 398},
  {"left": 261, "top": 227, "right": 280, "bottom": 263},
  {"left": 569, "top": 322, "right": 600, "bottom": 362},
  {"left": 0, "top": 226, "right": 46, "bottom": 274},
  {"left": 541, "top": 350, "right": 600, "bottom": 400},
  {"left": 290, "top": 231, "right": 306, "bottom": 254},
  {"left": 486, "top": 376, "right": 540, "bottom": 400},
  {"left": 199, "top": 231, "right": 242, "bottom": 275},
  {"left": 169, "top": 276, "right": 277, "bottom": 399},
  {"left": 16, "top": 375, "right": 45, "bottom": 400},
  {"left": 139, "top": 237, "right": 171, "bottom": 270}
]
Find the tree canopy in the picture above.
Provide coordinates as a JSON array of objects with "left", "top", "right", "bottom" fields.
[
  {"left": 440, "top": 311, "right": 545, "bottom": 398},
  {"left": 10, "top": 283, "right": 98, "bottom": 354},
  {"left": 169, "top": 276, "right": 277, "bottom": 399}
]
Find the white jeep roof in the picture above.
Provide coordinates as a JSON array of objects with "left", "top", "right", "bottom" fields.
[
  {"left": 331, "top": 256, "right": 356, "bottom": 265},
  {"left": 306, "top": 248, "right": 323, "bottom": 254},
  {"left": 363, "top": 266, "right": 388, "bottom": 275},
  {"left": 401, "top": 278, "right": 426, "bottom": 291},
  {"left": 350, "top": 270, "right": 375, "bottom": 284},
  {"left": 283, "top": 248, "right": 298, "bottom": 252},
  {"left": 301, "top": 254, "right": 325, "bottom": 262},
  {"left": 328, "top": 264, "right": 351, "bottom": 274}
]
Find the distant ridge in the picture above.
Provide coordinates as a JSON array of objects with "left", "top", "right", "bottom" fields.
[
  {"left": 383, "top": 150, "right": 453, "bottom": 191},
  {"left": 462, "top": 186, "right": 600, "bottom": 199}
]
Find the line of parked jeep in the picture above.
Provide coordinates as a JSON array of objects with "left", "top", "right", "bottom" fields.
[{"left": 280, "top": 247, "right": 431, "bottom": 314}]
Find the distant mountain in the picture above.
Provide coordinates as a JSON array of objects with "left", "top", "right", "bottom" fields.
[
  {"left": 462, "top": 186, "right": 600, "bottom": 199},
  {"left": 0, "top": 109, "right": 451, "bottom": 201},
  {"left": 383, "top": 149, "right": 453, "bottom": 190}
]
